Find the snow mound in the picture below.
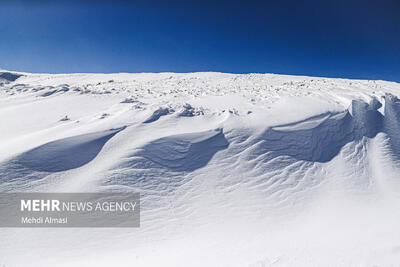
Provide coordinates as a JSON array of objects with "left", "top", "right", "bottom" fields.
[
  {"left": 143, "top": 107, "right": 174, "bottom": 123},
  {"left": 177, "top": 103, "right": 205, "bottom": 117},
  {"left": 40, "top": 85, "right": 70, "bottom": 97},
  {"left": 120, "top": 97, "right": 136, "bottom": 103}
]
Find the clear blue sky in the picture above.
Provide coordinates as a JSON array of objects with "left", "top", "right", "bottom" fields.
[{"left": 0, "top": 0, "right": 399, "bottom": 81}]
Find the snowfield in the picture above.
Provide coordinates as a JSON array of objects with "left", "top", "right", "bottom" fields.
[{"left": 1, "top": 69, "right": 400, "bottom": 266}]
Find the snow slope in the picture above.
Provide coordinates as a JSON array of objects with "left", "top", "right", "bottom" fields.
[{"left": 1, "top": 69, "right": 400, "bottom": 266}]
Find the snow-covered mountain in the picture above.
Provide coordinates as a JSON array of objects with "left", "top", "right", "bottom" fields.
[{"left": 1, "top": 69, "right": 400, "bottom": 266}]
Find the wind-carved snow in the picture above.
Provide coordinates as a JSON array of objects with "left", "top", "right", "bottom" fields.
[
  {"left": 127, "top": 129, "right": 228, "bottom": 172},
  {"left": 258, "top": 99, "right": 382, "bottom": 162},
  {"left": 1, "top": 70, "right": 400, "bottom": 267},
  {"left": 143, "top": 107, "right": 174, "bottom": 123},
  {"left": 384, "top": 93, "right": 400, "bottom": 161},
  {"left": 17, "top": 127, "right": 124, "bottom": 172},
  {"left": 102, "top": 129, "right": 229, "bottom": 195},
  {"left": 0, "top": 71, "right": 23, "bottom": 82},
  {"left": 0, "top": 127, "right": 124, "bottom": 191}
]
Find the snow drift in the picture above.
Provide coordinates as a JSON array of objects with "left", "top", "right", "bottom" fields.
[
  {"left": 17, "top": 127, "right": 124, "bottom": 172},
  {"left": 1, "top": 70, "right": 400, "bottom": 266}
]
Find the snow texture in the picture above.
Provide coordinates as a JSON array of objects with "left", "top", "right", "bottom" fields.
[{"left": 1, "top": 69, "right": 400, "bottom": 267}]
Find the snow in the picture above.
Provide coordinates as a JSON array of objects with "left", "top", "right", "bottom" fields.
[
  {"left": 15, "top": 127, "right": 124, "bottom": 172},
  {"left": 1, "top": 69, "right": 400, "bottom": 266}
]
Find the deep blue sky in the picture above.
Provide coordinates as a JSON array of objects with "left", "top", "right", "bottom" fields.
[{"left": 0, "top": 0, "right": 399, "bottom": 81}]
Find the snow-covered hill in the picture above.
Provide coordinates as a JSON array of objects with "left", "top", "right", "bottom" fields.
[{"left": 1, "top": 69, "right": 400, "bottom": 266}]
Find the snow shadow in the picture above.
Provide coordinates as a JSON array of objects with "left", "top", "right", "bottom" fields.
[
  {"left": 15, "top": 127, "right": 124, "bottom": 172},
  {"left": 0, "top": 72, "right": 23, "bottom": 82},
  {"left": 256, "top": 99, "right": 384, "bottom": 162},
  {"left": 384, "top": 94, "right": 400, "bottom": 160},
  {"left": 143, "top": 107, "right": 174, "bottom": 123},
  {"left": 123, "top": 129, "right": 229, "bottom": 172}
]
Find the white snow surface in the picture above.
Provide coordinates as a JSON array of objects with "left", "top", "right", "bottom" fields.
[{"left": 1, "top": 70, "right": 400, "bottom": 266}]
